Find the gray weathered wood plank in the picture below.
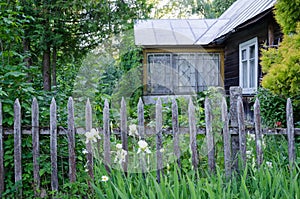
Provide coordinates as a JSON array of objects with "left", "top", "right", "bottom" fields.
[
  {"left": 0, "top": 102, "right": 4, "bottom": 196},
  {"left": 50, "top": 98, "right": 58, "bottom": 191},
  {"left": 137, "top": 98, "right": 146, "bottom": 174},
  {"left": 120, "top": 97, "right": 128, "bottom": 172},
  {"left": 188, "top": 98, "right": 198, "bottom": 170},
  {"left": 172, "top": 99, "right": 181, "bottom": 168},
  {"left": 14, "top": 99, "right": 22, "bottom": 196},
  {"left": 230, "top": 87, "right": 242, "bottom": 171},
  {"left": 237, "top": 96, "right": 246, "bottom": 167},
  {"left": 156, "top": 98, "right": 163, "bottom": 183},
  {"left": 85, "top": 99, "right": 94, "bottom": 180},
  {"left": 221, "top": 97, "right": 231, "bottom": 177},
  {"left": 32, "top": 98, "right": 40, "bottom": 196},
  {"left": 138, "top": 98, "right": 145, "bottom": 140},
  {"left": 68, "top": 97, "right": 76, "bottom": 182},
  {"left": 103, "top": 99, "right": 111, "bottom": 171},
  {"left": 254, "top": 98, "right": 263, "bottom": 167},
  {"left": 205, "top": 97, "right": 215, "bottom": 173},
  {"left": 286, "top": 98, "right": 295, "bottom": 169}
]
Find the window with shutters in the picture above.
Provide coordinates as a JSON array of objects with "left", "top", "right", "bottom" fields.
[
  {"left": 239, "top": 37, "right": 258, "bottom": 94},
  {"left": 147, "top": 52, "right": 221, "bottom": 95}
]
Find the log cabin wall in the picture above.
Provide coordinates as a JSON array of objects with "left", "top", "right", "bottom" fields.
[
  {"left": 223, "top": 11, "right": 282, "bottom": 94},
  {"left": 223, "top": 11, "right": 282, "bottom": 122}
]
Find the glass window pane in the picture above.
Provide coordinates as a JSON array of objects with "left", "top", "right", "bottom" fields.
[
  {"left": 242, "top": 49, "right": 247, "bottom": 60},
  {"left": 249, "top": 59, "right": 255, "bottom": 88},
  {"left": 249, "top": 45, "right": 255, "bottom": 59},
  {"left": 242, "top": 61, "right": 248, "bottom": 88}
]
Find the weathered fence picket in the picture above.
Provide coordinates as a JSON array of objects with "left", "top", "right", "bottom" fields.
[
  {"left": 50, "top": 98, "right": 58, "bottom": 192},
  {"left": 237, "top": 96, "right": 246, "bottom": 168},
  {"left": 85, "top": 99, "right": 94, "bottom": 180},
  {"left": 120, "top": 97, "right": 128, "bottom": 172},
  {"left": 221, "top": 97, "right": 231, "bottom": 177},
  {"left": 32, "top": 98, "right": 40, "bottom": 196},
  {"left": 14, "top": 99, "right": 22, "bottom": 197},
  {"left": 230, "top": 87, "right": 242, "bottom": 170},
  {"left": 103, "top": 99, "right": 111, "bottom": 172},
  {"left": 254, "top": 98, "right": 263, "bottom": 167},
  {"left": 172, "top": 99, "right": 181, "bottom": 168},
  {"left": 205, "top": 97, "right": 215, "bottom": 173},
  {"left": 189, "top": 98, "right": 198, "bottom": 170},
  {"left": 286, "top": 98, "right": 295, "bottom": 169},
  {"left": 138, "top": 98, "right": 146, "bottom": 174},
  {"left": 68, "top": 97, "right": 76, "bottom": 182},
  {"left": 0, "top": 86, "right": 299, "bottom": 197},
  {"left": 156, "top": 98, "right": 163, "bottom": 183}
]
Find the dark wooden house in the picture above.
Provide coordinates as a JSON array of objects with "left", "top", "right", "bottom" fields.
[{"left": 134, "top": 0, "right": 282, "bottom": 106}]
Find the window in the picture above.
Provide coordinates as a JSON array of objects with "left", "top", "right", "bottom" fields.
[
  {"left": 239, "top": 37, "right": 258, "bottom": 94},
  {"left": 147, "top": 53, "right": 221, "bottom": 95}
]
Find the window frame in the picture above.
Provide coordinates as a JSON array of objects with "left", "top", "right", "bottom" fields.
[
  {"left": 146, "top": 52, "right": 221, "bottom": 95},
  {"left": 239, "top": 37, "right": 259, "bottom": 95}
]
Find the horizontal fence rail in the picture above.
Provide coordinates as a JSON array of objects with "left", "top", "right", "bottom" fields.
[{"left": 0, "top": 87, "right": 299, "bottom": 197}]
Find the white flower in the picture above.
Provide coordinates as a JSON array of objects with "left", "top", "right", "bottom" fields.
[
  {"left": 266, "top": 161, "right": 273, "bottom": 168},
  {"left": 129, "top": 124, "right": 139, "bottom": 136},
  {"left": 101, "top": 175, "right": 109, "bottom": 182},
  {"left": 114, "top": 149, "right": 128, "bottom": 165},
  {"left": 159, "top": 148, "right": 164, "bottom": 153},
  {"left": 137, "top": 140, "right": 151, "bottom": 154},
  {"left": 85, "top": 128, "right": 101, "bottom": 144},
  {"left": 82, "top": 149, "right": 88, "bottom": 154},
  {"left": 85, "top": 169, "right": 89, "bottom": 172},
  {"left": 116, "top": 143, "right": 123, "bottom": 150}
]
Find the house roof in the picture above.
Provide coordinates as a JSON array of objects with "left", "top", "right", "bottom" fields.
[{"left": 134, "top": 0, "right": 276, "bottom": 46}]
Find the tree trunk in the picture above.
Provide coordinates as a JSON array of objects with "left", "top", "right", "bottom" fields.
[
  {"left": 43, "top": 45, "right": 51, "bottom": 91},
  {"left": 52, "top": 47, "right": 57, "bottom": 88}
]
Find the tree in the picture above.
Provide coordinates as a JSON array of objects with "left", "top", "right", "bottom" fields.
[
  {"left": 274, "top": 0, "right": 300, "bottom": 34},
  {"left": 20, "top": 0, "right": 151, "bottom": 91},
  {"left": 260, "top": 0, "right": 300, "bottom": 124}
]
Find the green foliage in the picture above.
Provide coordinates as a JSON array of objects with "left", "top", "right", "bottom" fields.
[
  {"left": 254, "top": 88, "right": 287, "bottom": 127},
  {"left": 192, "top": 0, "right": 237, "bottom": 18},
  {"left": 2, "top": 134, "right": 88, "bottom": 198},
  {"left": 274, "top": 0, "right": 300, "bottom": 35},
  {"left": 260, "top": 24, "right": 300, "bottom": 124}
]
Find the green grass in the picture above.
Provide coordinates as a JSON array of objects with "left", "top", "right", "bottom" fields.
[{"left": 89, "top": 160, "right": 300, "bottom": 199}]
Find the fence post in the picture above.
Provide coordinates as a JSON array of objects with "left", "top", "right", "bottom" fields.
[
  {"left": 229, "top": 87, "right": 242, "bottom": 171},
  {"left": 103, "top": 99, "right": 111, "bottom": 172},
  {"left": 172, "top": 99, "right": 181, "bottom": 168},
  {"left": 14, "top": 99, "right": 22, "bottom": 197},
  {"left": 137, "top": 98, "right": 146, "bottom": 174},
  {"left": 120, "top": 97, "right": 128, "bottom": 172},
  {"left": 254, "top": 98, "right": 263, "bottom": 168},
  {"left": 205, "top": 97, "right": 215, "bottom": 173},
  {"left": 188, "top": 98, "right": 198, "bottom": 170},
  {"left": 68, "top": 97, "right": 76, "bottom": 182},
  {"left": 286, "top": 98, "right": 295, "bottom": 169},
  {"left": 156, "top": 98, "right": 163, "bottom": 183},
  {"left": 50, "top": 98, "right": 58, "bottom": 192},
  {"left": 32, "top": 98, "right": 40, "bottom": 196},
  {"left": 237, "top": 97, "right": 246, "bottom": 168},
  {"left": 138, "top": 98, "right": 145, "bottom": 140},
  {"left": 85, "top": 99, "right": 94, "bottom": 180},
  {"left": 0, "top": 102, "right": 4, "bottom": 196},
  {"left": 222, "top": 97, "right": 231, "bottom": 177}
]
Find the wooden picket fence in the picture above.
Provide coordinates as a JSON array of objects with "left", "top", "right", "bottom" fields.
[{"left": 0, "top": 87, "right": 299, "bottom": 197}]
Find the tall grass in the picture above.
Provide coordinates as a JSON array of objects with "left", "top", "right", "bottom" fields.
[{"left": 91, "top": 160, "right": 299, "bottom": 199}]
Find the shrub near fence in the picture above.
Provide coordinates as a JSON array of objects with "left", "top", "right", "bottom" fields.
[{"left": 0, "top": 87, "right": 299, "bottom": 197}]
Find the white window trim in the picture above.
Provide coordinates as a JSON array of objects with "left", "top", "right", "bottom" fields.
[{"left": 239, "top": 37, "right": 258, "bottom": 95}]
